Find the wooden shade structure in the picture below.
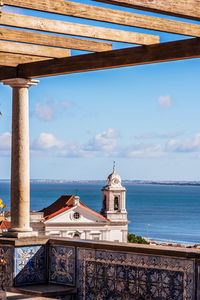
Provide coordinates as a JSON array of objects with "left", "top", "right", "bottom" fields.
[
  {"left": 1, "top": 0, "right": 200, "bottom": 238},
  {"left": 0, "top": 0, "right": 200, "bottom": 79}
]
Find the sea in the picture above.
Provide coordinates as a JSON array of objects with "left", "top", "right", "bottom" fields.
[{"left": 0, "top": 182, "right": 200, "bottom": 245}]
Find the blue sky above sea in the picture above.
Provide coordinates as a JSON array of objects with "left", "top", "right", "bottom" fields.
[{"left": 1, "top": 1, "right": 200, "bottom": 181}]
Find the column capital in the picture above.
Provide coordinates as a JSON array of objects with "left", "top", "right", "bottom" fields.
[{"left": 2, "top": 78, "right": 39, "bottom": 88}]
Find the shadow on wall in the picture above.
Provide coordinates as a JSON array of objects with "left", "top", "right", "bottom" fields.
[{"left": 14, "top": 246, "right": 46, "bottom": 286}]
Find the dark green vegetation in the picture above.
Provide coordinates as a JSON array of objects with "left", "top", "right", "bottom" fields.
[{"left": 128, "top": 233, "right": 149, "bottom": 244}]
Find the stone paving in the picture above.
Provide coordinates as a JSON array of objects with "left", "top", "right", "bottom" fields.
[{"left": 6, "top": 292, "right": 55, "bottom": 299}]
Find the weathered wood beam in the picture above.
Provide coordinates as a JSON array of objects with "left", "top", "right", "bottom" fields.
[
  {"left": 0, "top": 66, "right": 17, "bottom": 80},
  {"left": 0, "top": 53, "right": 52, "bottom": 67},
  {"left": 0, "top": 28, "right": 112, "bottom": 52},
  {"left": 0, "top": 40, "right": 71, "bottom": 58},
  {"left": 2, "top": 1, "right": 200, "bottom": 37},
  {"left": 93, "top": 0, "right": 200, "bottom": 21},
  {"left": 0, "top": 12, "right": 159, "bottom": 45},
  {"left": 17, "top": 38, "right": 200, "bottom": 79}
]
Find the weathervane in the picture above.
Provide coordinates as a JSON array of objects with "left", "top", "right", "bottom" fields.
[{"left": 113, "top": 161, "right": 116, "bottom": 173}]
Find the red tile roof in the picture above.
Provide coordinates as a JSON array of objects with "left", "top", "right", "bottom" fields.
[
  {"left": 41, "top": 195, "right": 107, "bottom": 222},
  {"left": 41, "top": 195, "right": 74, "bottom": 221},
  {"left": 0, "top": 219, "right": 11, "bottom": 229},
  {"left": 80, "top": 202, "right": 108, "bottom": 221}
]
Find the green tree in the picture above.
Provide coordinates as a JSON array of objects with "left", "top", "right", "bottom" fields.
[{"left": 127, "top": 233, "right": 148, "bottom": 244}]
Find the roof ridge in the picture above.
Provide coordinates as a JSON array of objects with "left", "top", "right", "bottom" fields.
[{"left": 42, "top": 194, "right": 108, "bottom": 222}]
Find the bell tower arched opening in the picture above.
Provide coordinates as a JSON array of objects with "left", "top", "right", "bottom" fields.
[{"left": 100, "top": 165, "right": 127, "bottom": 223}]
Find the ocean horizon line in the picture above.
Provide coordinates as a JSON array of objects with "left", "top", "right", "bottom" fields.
[{"left": 1, "top": 179, "right": 200, "bottom": 186}]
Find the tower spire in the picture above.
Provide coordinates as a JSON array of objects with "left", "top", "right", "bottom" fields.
[{"left": 113, "top": 161, "right": 116, "bottom": 173}]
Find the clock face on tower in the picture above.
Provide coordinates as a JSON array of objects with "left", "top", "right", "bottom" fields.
[
  {"left": 107, "top": 168, "right": 122, "bottom": 187},
  {"left": 113, "top": 178, "right": 119, "bottom": 185}
]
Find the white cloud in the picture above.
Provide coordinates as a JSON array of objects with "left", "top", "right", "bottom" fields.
[
  {"left": 59, "top": 146, "right": 92, "bottom": 158},
  {"left": 55, "top": 100, "right": 72, "bottom": 109},
  {"left": 0, "top": 132, "right": 11, "bottom": 150},
  {"left": 30, "top": 129, "right": 166, "bottom": 159},
  {"left": 119, "top": 143, "right": 165, "bottom": 158},
  {"left": 165, "top": 139, "right": 181, "bottom": 152},
  {"left": 6, "top": 129, "right": 200, "bottom": 160},
  {"left": 84, "top": 128, "right": 119, "bottom": 152},
  {"left": 32, "top": 133, "right": 66, "bottom": 150},
  {"left": 30, "top": 128, "right": 120, "bottom": 157},
  {"left": 35, "top": 103, "right": 55, "bottom": 121},
  {"left": 135, "top": 132, "right": 180, "bottom": 139},
  {"left": 0, "top": 132, "right": 11, "bottom": 156},
  {"left": 34, "top": 100, "right": 72, "bottom": 121},
  {"left": 31, "top": 129, "right": 200, "bottom": 159},
  {"left": 158, "top": 95, "right": 173, "bottom": 108},
  {"left": 165, "top": 134, "right": 200, "bottom": 153}
]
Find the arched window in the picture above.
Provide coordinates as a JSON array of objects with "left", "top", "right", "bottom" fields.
[
  {"left": 114, "top": 196, "right": 119, "bottom": 210},
  {"left": 73, "top": 231, "right": 80, "bottom": 238},
  {"left": 103, "top": 195, "right": 106, "bottom": 210}
]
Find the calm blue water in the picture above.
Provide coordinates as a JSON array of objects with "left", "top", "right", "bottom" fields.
[{"left": 1, "top": 182, "right": 200, "bottom": 244}]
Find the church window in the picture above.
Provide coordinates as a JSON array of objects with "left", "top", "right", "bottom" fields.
[
  {"left": 114, "top": 197, "right": 119, "bottom": 210},
  {"left": 73, "top": 212, "right": 80, "bottom": 219},
  {"left": 103, "top": 195, "right": 106, "bottom": 210},
  {"left": 73, "top": 231, "right": 80, "bottom": 238}
]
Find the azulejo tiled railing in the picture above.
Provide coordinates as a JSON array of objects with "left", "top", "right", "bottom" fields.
[
  {"left": 49, "top": 245, "right": 75, "bottom": 286},
  {"left": 0, "top": 237, "right": 200, "bottom": 299},
  {"left": 77, "top": 247, "right": 193, "bottom": 299}
]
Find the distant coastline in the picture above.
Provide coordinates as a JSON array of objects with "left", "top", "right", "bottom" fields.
[
  {"left": 1, "top": 180, "right": 200, "bottom": 243},
  {"left": 1, "top": 179, "right": 200, "bottom": 187}
]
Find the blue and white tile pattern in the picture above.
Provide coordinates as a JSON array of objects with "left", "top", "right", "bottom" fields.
[
  {"left": 77, "top": 248, "right": 195, "bottom": 300},
  {"left": 49, "top": 245, "right": 75, "bottom": 286},
  {"left": 14, "top": 245, "right": 46, "bottom": 286}
]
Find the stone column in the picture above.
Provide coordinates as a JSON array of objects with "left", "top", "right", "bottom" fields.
[{"left": 2, "top": 78, "right": 38, "bottom": 238}]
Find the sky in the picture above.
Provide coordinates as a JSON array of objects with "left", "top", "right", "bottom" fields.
[{"left": 0, "top": 1, "right": 200, "bottom": 181}]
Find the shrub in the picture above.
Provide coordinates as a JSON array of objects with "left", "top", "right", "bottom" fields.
[{"left": 127, "top": 233, "right": 148, "bottom": 244}]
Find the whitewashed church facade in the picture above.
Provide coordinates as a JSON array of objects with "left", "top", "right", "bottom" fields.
[{"left": 31, "top": 167, "right": 129, "bottom": 242}]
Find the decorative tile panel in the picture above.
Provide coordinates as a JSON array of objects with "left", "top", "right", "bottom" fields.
[
  {"left": 14, "top": 245, "right": 46, "bottom": 286},
  {"left": 49, "top": 245, "right": 75, "bottom": 286},
  {"left": 197, "top": 259, "right": 200, "bottom": 300},
  {"left": 0, "top": 246, "right": 13, "bottom": 288},
  {"left": 77, "top": 248, "right": 195, "bottom": 300}
]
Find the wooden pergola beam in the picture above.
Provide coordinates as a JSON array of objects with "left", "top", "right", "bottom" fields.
[
  {"left": 93, "top": 0, "right": 200, "bottom": 21},
  {"left": 0, "top": 28, "right": 112, "bottom": 53},
  {"left": 11, "top": 37, "right": 200, "bottom": 79},
  {"left": 0, "top": 53, "right": 52, "bottom": 67},
  {"left": 0, "top": 41, "right": 71, "bottom": 58},
  {"left": 2, "top": 1, "right": 200, "bottom": 37},
  {"left": 1, "top": 12, "right": 159, "bottom": 45},
  {"left": 0, "top": 66, "right": 16, "bottom": 80}
]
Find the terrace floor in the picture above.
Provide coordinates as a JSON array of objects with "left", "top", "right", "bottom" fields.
[
  {"left": 4, "top": 284, "right": 76, "bottom": 299},
  {"left": 6, "top": 292, "right": 54, "bottom": 299}
]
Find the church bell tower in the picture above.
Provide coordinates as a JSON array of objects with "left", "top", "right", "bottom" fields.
[{"left": 101, "top": 163, "right": 127, "bottom": 222}]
